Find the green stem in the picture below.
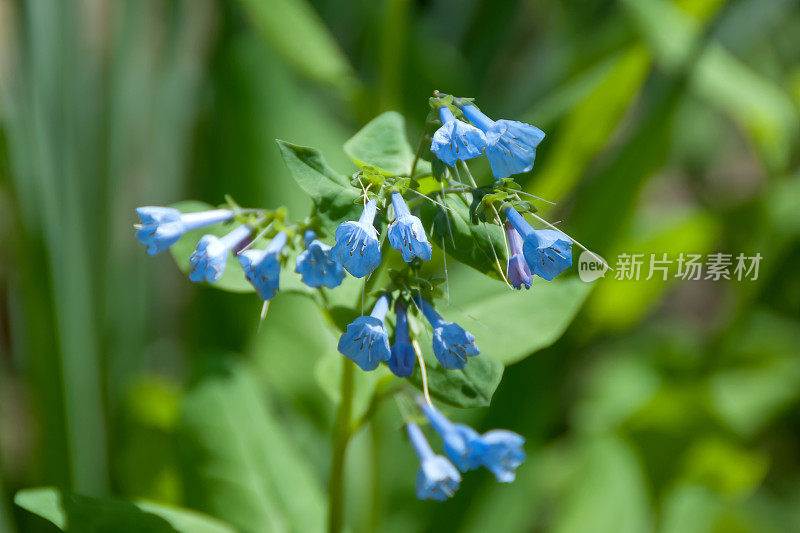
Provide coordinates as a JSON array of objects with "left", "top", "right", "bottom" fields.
[
  {"left": 369, "top": 418, "right": 383, "bottom": 532},
  {"left": 328, "top": 356, "right": 355, "bottom": 533},
  {"left": 409, "top": 122, "right": 430, "bottom": 180}
]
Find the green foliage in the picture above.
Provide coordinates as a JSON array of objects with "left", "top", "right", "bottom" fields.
[
  {"left": 411, "top": 355, "right": 504, "bottom": 408},
  {"left": 15, "top": 488, "right": 234, "bottom": 532},
  {"left": 344, "top": 111, "right": 417, "bottom": 177},
  {"left": 4, "top": 0, "right": 800, "bottom": 532},
  {"left": 445, "top": 277, "right": 592, "bottom": 365},
  {"left": 276, "top": 140, "right": 361, "bottom": 234},
  {"left": 178, "top": 360, "right": 326, "bottom": 533},
  {"left": 235, "top": 0, "right": 357, "bottom": 94},
  {"left": 420, "top": 194, "right": 507, "bottom": 280}
]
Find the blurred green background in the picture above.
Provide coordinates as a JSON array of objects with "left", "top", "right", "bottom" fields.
[{"left": 1, "top": 0, "right": 800, "bottom": 531}]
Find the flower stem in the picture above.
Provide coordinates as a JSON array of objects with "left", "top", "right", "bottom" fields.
[
  {"left": 329, "top": 356, "right": 355, "bottom": 533},
  {"left": 409, "top": 121, "right": 431, "bottom": 179}
]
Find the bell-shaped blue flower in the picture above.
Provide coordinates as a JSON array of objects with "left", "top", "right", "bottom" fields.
[
  {"left": 506, "top": 223, "right": 532, "bottom": 290},
  {"left": 472, "top": 430, "right": 526, "bottom": 483},
  {"left": 420, "top": 402, "right": 482, "bottom": 471},
  {"left": 430, "top": 106, "right": 487, "bottom": 167},
  {"left": 238, "top": 232, "right": 287, "bottom": 300},
  {"left": 295, "top": 230, "right": 346, "bottom": 289},
  {"left": 387, "top": 192, "right": 432, "bottom": 263},
  {"left": 189, "top": 224, "right": 252, "bottom": 283},
  {"left": 414, "top": 296, "right": 479, "bottom": 369},
  {"left": 406, "top": 422, "right": 461, "bottom": 501},
  {"left": 388, "top": 302, "right": 416, "bottom": 378},
  {"left": 421, "top": 402, "right": 526, "bottom": 482},
  {"left": 338, "top": 294, "right": 391, "bottom": 371},
  {"left": 504, "top": 207, "right": 572, "bottom": 281},
  {"left": 135, "top": 207, "right": 233, "bottom": 255},
  {"left": 460, "top": 104, "right": 545, "bottom": 179},
  {"left": 331, "top": 199, "right": 382, "bottom": 278}
]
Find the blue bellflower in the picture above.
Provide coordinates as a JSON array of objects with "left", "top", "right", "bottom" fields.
[
  {"left": 506, "top": 223, "right": 533, "bottom": 290},
  {"left": 295, "top": 230, "right": 346, "bottom": 289},
  {"left": 414, "top": 296, "right": 479, "bottom": 369},
  {"left": 338, "top": 294, "right": 392, "bottom": 371},
  {"left": 331, "top": 199, "right": 382, "bottom": 278},
  {"left": 388, "top": 302, "right": 416, "bottom": 378},
  {"left": 504, "top": 207, "right": 572, "bottom": 281},
  {"left": 238, "top": 232, "right": 287, "bottom": 301},
  {"left": 189, "top": 224, "right": 252, "bottom": 283},
  {"left": 388, "top": 192, "right": 432, "bottom": 263},
  {"left": 473, "top": 430, "right": 526, "bottom": 483},
  {"left": 136, "top": 207, "right": 233, "bottom": 255},
  {"left": 421, "top": 402, "right": 526, "bottom": 482},
  {"left": 460, "top": 104, "right": 545, "bottom": 179},
  {"left": 406, "top": 422, "right": 461, "bottom": 501},
  {"left": 430, "top": 106, "right": 487, "bottom": 167},
  {"left": 420, "top": 402, "right": 483, "bottom": 471}
]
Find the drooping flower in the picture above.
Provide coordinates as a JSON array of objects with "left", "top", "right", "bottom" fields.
[
  {"left": 420, "top": 402, "right": 482, "bottom": 471},
  {"left": 388, "top": 302, "right": 415, "bottom": 378},
  {"left": 387, "top": 192, "right": 432, "bottom": 263},
  {"left": 506, "top": 223, "right": 532, "bottom": 290},
  {"left": 406, "top": 422, "right": 461, "bottom": 501},
  {"left": 295, "top": 230, "right": 345, "bottom": 289},
  {"left": 421, "top": 402, "right": 526, "bottom": 482},
  {"left": 430, "top": 106, "right": 487, "bottom": 167},
  {"left": 473, "top": 430, "right": 526, "bottom": 483},
  {"left": 504, "top": 207, "right": 572, "bottom": 281},
  {"left": 413, "top": 296, "right": 479, "bottom": 369},
  {"left": 189, "top": 224, "right": 252, "bottom": 283},
  {"left": 331, "top": 199, "right": 382, "bottom": 278},
  {"left": 238, "top": 232, "right": 287, "bottom": 300},
  {"left": 338, "top": 294, "right": 391, "bottom": 371},
  {"left": 460, "top": 104, "right": 545, "bottom": 179},
  {"left": 135, "top": 207, "right": 233, "bottom": 255}
]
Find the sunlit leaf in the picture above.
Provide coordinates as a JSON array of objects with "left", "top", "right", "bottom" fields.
[
  {"left": 236, "top": 0, "right": 357, "bottom": 94},
  {"left": 344, "top": 111, "right": 425, "bottom": 177},
  {"left": 276, "top": 140, "right": 361, "bottom": 233},
  {"left": 410, "top": 354, "right": 504, "bottom": 408},
  {"left": 440, "top": 277, "right": 592, "bottom": 366},
  {"left": 530, "top": 47, "right": 651, "bottom": 204}
]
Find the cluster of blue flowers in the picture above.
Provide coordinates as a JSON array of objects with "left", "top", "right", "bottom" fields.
[
  {"left": 407, "top": 400, "right": 525, "bottom": 501},
  {"left": 430, "top": 98, "right": 573, "bottom": 288},
  {"left": 431, "top": 101, "right": 546, "bottom": 180},
  {"left": 135, "top": 206, "right": 349, "bottom": 299},
  {"left": 134, "top": 92, "right": 580, "bottom": 502}
]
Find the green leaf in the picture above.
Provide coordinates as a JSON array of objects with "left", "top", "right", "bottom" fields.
[
  {"left": 178, "top": 360, "right": 326, "bottom": 533},
  {"left": 443, "top": 277, "right": 592, "bottom": 366},
  {"left": 344, "top": 111, "right": 427, "bottom": 177},
  {"left": 529, "top": 47, "right": 651, "bottom": 203},
  {"left": 168, "top": 200, "right": 255, "bottom": 293},
  {"left": 276, "top": 140, "right": 361, "bottom": 233},
  {"left": 551, "top": 437, "right": 653, "bottom": 533},
  {"left": 235, "top": 0, "right": 357, "bottom": 94},
  {"left": 15, "top": 487, "right": 234, "bottom": 533},
  {"left": 410, "top": 354, "right": 504, "bottom": 408},
  {"left": 419, "top": 194, "right": 506, "bottom": 281},
  {"left": 622, "top": 0, "right": 798, "bottom": 170}
]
